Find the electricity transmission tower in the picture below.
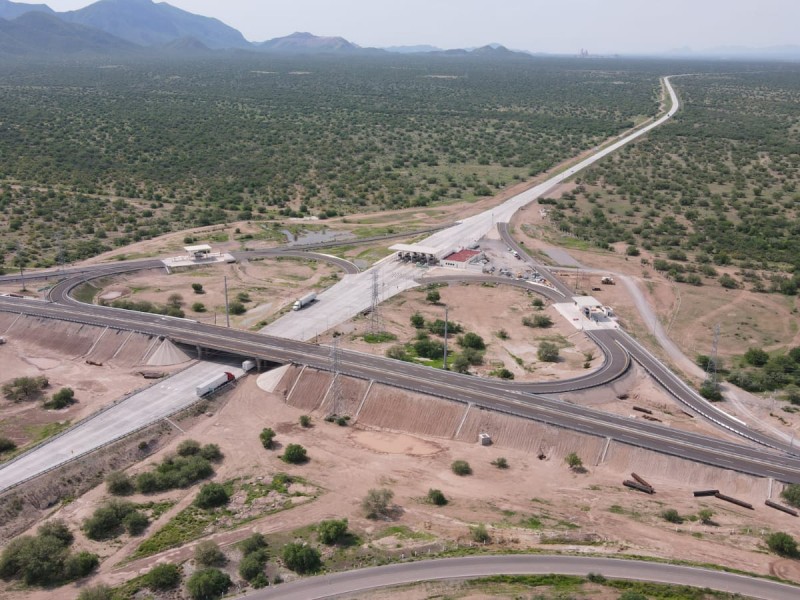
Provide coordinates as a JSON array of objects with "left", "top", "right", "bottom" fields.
[
  {"left": 329, "top": 336, "right": 343, "bottom": 417},
  {"left": 705, "top": 323, "right": 721, "bottom": 386},
  {"left": 370, "top": 270, "right": 383, "bottom": 334}
]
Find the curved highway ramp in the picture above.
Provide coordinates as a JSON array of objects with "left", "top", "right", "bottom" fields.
[{"left": 0, "top": 361, "right": 244, "bottom": 494}]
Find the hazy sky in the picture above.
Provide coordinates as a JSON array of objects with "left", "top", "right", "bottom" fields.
[{"left": 26, "top": 0, "right": 800, "bottom": 54}]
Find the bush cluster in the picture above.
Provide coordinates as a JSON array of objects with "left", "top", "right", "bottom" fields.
[
  {"left": 83, "top": 500, "right": 149, "bottom": 540},
  {"left": 0, "top": 520, "right": 98, "bottom": 587}
]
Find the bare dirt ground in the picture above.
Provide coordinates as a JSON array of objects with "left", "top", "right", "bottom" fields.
[
  {"left": 9, "top": 373, "right": 800, "bottom": 600},
  {"left": 314, "top": 283, "right": 601, "bottom": 382}
]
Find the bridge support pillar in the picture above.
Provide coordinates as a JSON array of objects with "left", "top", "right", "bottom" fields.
[
  {"left": 256, "top": 358, "right": 263, "bottom": 372},
  {"left": 196, "top": 346, "right": 203, "bottom": 359}
]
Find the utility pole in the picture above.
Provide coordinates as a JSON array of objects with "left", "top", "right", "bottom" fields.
[
  {"left": 223, "top": 275, "right": 230, "bottom": 328},
  {"left": 443, "top": 305, "right": 448, "bottom": 370}
]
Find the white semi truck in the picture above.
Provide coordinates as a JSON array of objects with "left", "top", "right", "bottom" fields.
[
  {"left": 293, "top": 292, "right": 316, "bottom": 311},
  {"left": 196, "top": 372, "right": 235, "bottom": 397}
]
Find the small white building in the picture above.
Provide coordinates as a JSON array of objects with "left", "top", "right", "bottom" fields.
[{"left": 184, "top": 244, "right": 213, "bottom": 261}]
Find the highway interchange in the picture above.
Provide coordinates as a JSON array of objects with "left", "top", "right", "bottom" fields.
[{"left": 0, "top": 74, "right": 798, "bottom": 598}]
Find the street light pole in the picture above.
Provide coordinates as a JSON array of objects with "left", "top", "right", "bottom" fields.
[
  {"left": 224, "top": 275, "right": 230, "bottom": 328},
  {"left": 443, "top": 305, "right": 448, "bottom": 370}
]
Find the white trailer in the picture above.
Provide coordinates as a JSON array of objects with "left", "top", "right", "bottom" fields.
[
  {"left": 293, "top": 292, "right": 317, "bottom": 311},
  {"left": 196, "top": 372, "right": 235, "bottom": 397}
]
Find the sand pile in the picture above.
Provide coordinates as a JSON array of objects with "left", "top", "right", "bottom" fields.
[{"left": 146, "top": 339, "right": 191, "bottom": 366}]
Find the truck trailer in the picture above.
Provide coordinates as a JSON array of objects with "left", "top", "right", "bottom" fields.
[
  {"left": 293, "top": 292, "right": 317, "bottom": 311},
  {"left": 195, "top": 372, "right": 235, "bottom": 397}
]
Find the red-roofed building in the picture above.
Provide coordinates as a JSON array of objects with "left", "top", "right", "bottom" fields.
[{"left": 442, "top": 248, "right": 485, "bottom": 271}]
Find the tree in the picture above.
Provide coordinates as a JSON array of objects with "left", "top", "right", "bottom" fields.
[
  {"left": 192, "top": 302, "right": 207, "bottom": 312},
  {"left": 719, "top": 273, "right": 739, "bottom": 289},
  {"left": 453, "top": 354, "right": 471, "bottom": 374},
  {"left": 282, "top": 443, "right": 308, "bottom": 464},
  {"left": 282, "top": 543, "right": 321, "bottom": 574},
  {"left": 318, "top": 519, "right": 349, "bottom": 544},
  {"left": 239, "top": 533, "right": 268, "bottom": 557},
  {"left": 491, "top": 457, "right": 509, "bottom": 469},
  {"left": 194, "top": 483, "right": 230, "bottom": 509},
  {"left": 459, "top": 332, "right": 486, "bottom": 350},
  {"left": 239, "top": 553, "right": 266, "bottom": 581},
  {"left": 427, "top": 489, "right": 448, "bottom": 506},
  {"left": 766, "top": 532, "right": 798, "bottom": 557},
  {"left": 145, "top": 563, "right": 181, "bottom": 590},
  {"left": 699, "top": 381, "right": 723, "bottom": 401},
  {"left": 83, "top": 500, "right": 147, "bottom": 540},
  {"left": 744, "top": 347, "right": 769, "bottom": 367},
  {"left": 565, "top": 452, "right": 583, "bottom": 471},
  {"left": 194, "top": 541, "right": 226, "bottom": 567},
  {"left": 451, "top": 460, "right": 472, "bottom": 476},
  {"left": 299, "top": 415, "right": 312, "bottom": 427},
  {"left": 781, "top": 483, "right": 800, "bottom": 508},
  {"left": 426, "top": 289, "right": 440, "bottom": 304},
  {"left": 661, "top": 508, "right": 683, "bottom": 524},
  {"left": 105, "top": 471, "right": 134, "bottom": 496},
  {"left": 191, "top": 283, "right": 204, "bottom": 294},
  {"left": 2, "top": 376, "right": 49, "bottom": 402},
  {"left": 186, "top": 568, "right": 231, "bottom": 600},
  {"left": 410, "top": 312, "right": 425, "bottom": 328},
  {"left": 470, "top": 524, "right": 490, "bottom": 543},
  {"left": 260, "top": 427, "right": 276, "bottom": 449},
  {"left": 537, "top": 341, "right": 560, "bottom": 362},
  {"left": 123, "top": 511, "right": 149, "bottom": 536},
  {"left": 199, "top": 443, "right": 223, "bottom": 462},
  {"left": 167, "top": 293, "right": 184, "bottom": 309},
  {"left": 386, "top": 345, "right": 410, "bottom": 361},
  {"left": 45, "top": 387, "right": 75, "bottom": 409},
  {"left": 532, "top": 298, "right": 545, "bottom": 309},
  {"left": 362, "top": 488, "right": 394, "bottom": 519}
]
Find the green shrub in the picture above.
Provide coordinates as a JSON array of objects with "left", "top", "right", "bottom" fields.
[
  {"left": 2, "top": 376, "right": 49, "bottom": 402},
  {"left": 239, "top": 552, "right": 266, "bottom": 581},
  {"left": 83, "top": 500, "right": 147, "bottom": 540},
  {"left": 744, "top": 347, "right": 770, "bottom": 366},
  {"left": 281, "top": 543, "right": 321, "bottom": 574},
  {"left": 177, "top": 439, "right": 201, "bottom": 456},
  {"left": 459, "top": 332, "right": 486, "bottom": 350},
  {"left": 427, "top": 489, "right": 448, "bottom": 506},
  {"left": 470, "top": 524, "right": 490, "bottom": 543},
  {"left": 0, "top": 436, "right": 16, "bottom": 453},
  {"left": 318, "top": 519, "right": 349, "bottom": 544},
  {"left": 426, "top": 289, "right": 440, "bottom": 303},
  {"left": 199, "top": 444, "right": 223, "bottom": 462},
  {"left": 661, "top": 508, "right": 683, "bottom": 524},
  {"left": 123, "top": 511, "right": 150, "bottom": 536},
  {"left": 537, "top": 341, "right": 560, "bottom": 362},
  {"left": 260, "top": 428, "right": 276, "bottom": 449},
  {"left": 299, "top": 415, "right": 312, "bottom": 427},
  {"left": 362, "top": 488, "right": 394, "bottom": 519},
  {"left": 192, "top": 302, "right": 207, "bottom": 312},
  {"left": 491, "top": 457, "right": 509, "bottom": 469},
  {"left": 781, "top": 483, "right": 800, "bottom": 508},
  {"left": 106, "top": 471, "right": 134, "bottom": 496},
  {"left": 565, "top": 452, "right": 583, "bottom": 470},
  {"left": 766, "top": 531, "right": 798, "bottom": 557},
  {"left": 194, "top": 483, "right": 230, "bottom": 509},
  {"left": 63, "top": 551, "right": 99, "bottom": 580},
  {"left": 186, "top": 568, "right": 231, "bottom": 600},
  {"left": 410, "top": 312, "right": 425, "bottom": 328},
  {"left": 191, "top": 283, "right": 204, "bottom": 294},
  {"left": 45, "top": 387, "right": 75, "bottom": 409},
  {"left": 238, "top": 533, "right": 268, "bottom": 557},
  {"left": 451, "top": 460, "right": 472, "bottom": 476},
  {"left": 282, "top": 443, "right": 308, "bottom": 464},
  {"left": 135, "top": 454, "right": 214, "bottom": 493},
  {"left": 145, "top": 563, "right": 181, "bottom": 590},
  {"left": 229, "top": 301, "right": 246, "bottom": 315},
  {"left": 194, "top": 541, "right": 226, "bottom": 567},
  {"left": 77, "top": 585, "right": 113, "bottom": 600}
]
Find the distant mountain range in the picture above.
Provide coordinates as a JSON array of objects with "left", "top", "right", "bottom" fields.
[
  {"left": 3, "top": 0, "right": 796, "bottom": 61},
  {"left": 0, "top": 0, "right": 542, "bottom": 58}
]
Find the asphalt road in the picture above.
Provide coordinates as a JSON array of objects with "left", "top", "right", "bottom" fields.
[{"left": 246, "top": 555, "right": 800, "bottom": 600}]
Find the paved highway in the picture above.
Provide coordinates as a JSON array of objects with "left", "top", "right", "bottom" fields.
[
  {"left": 247, "top": 555, "right": 799, "bottom": 600},
  {"left": 3, "top": 297, "right": 800, "bottom": 484}
]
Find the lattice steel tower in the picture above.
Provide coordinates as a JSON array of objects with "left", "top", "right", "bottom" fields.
[
  {"left": 329, "top": 336, "right": 343, "bottom": 417},
  {"left": 705, "top": 323, "right": 721, "bottom": 386},
  {"left": 370, "top": 269, "right": 383, "bottom": 334}
]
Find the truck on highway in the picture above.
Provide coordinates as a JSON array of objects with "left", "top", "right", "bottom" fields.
[
  {"left": 196, "top": 372, "right": 235, "bottom": 397},
  {"left": 293, "top": 292, "right": 316, "bottom": 311}
]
